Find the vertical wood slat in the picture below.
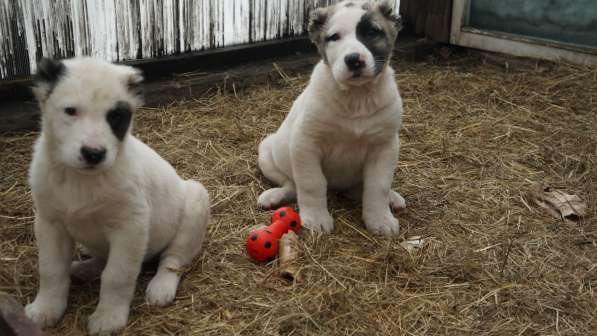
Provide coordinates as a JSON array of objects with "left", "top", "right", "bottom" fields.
[{"left": 0, "top": 0, "right": 401, "bottom": 80}]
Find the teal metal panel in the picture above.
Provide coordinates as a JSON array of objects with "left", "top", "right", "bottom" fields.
[{"left": 468, "top": 0, "right": 597, "bottom": 49}]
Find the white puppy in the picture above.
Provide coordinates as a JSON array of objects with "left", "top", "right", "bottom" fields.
[
  {"left": 258, "top": 0, "right": 405, "bottom": 236},
  {"left": 25, "top": 57, "right": 210, "bottom": 334}
]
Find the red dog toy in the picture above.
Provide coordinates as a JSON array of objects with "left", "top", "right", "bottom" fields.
[{"left": 246, "top": 207, "right": 301, "bottom": 262}]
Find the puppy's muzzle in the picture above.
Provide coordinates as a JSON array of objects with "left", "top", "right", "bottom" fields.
[
  {"left": 81, "top": 146, "right": 106, "bottom": 166},
  {"left": 344, "top": 53, "right": 365, "bottom": 71}
]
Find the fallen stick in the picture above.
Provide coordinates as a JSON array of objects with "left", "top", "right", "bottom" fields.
[{"left": 279, "top": 231, "right": 300, "bottom": 281}]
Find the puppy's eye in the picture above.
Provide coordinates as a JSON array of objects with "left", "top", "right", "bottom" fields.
[
  {"left": 64, "top": 107, "right": 77, "bottom": 116},
  {"left": 367, "top": 27, "right": 383, "bottom": 37},
  {"left": 325, "top": 33, "right": 341, "bottom": 42}
]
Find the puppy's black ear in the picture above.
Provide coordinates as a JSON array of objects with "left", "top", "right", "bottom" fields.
[
  {"left": 308, "top": 7, "right": 329, "bottom": 43},
  {"left": 35, "top": 58, "right": 65, "bottom": 83},
  {"left": 32, "top": 58, "right": 65, "bottom": 102}
]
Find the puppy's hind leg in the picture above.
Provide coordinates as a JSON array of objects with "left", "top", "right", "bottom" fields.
[
  {"left": 390, "top": 190, "right": 406, "bottom": 212},
  {"left": 71, "top": 257, "right": 105, "bottom": 281},
  {"left": 343, "top": 186, "right": 405, "bottom": 213},
  {"left": 146, "top": 181, "right": 209, "bottom": 306},
  {"left": 257, "top": 135, "right": 296, "bottom": 209},
  {"left": 258, "top": 182, "right": 296, "bottom": 210}
]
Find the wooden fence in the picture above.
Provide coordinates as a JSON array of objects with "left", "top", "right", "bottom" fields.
[{"left": 0, "top": 0, "right": 400, "bottom": 80}]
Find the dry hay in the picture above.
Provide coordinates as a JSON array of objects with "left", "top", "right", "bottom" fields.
[{"left": 1, "top": 51, "right": 596, "bottom": 335}]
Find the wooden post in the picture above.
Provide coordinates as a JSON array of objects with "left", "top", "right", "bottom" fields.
[
  {"left": 0, "top": 292, "right": 44, "bottom": 336},
  {"left": 400, "top": 0, "right": 453, "bottom": 43}
]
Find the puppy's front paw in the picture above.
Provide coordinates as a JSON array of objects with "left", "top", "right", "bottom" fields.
[
  {"left": 364, "top": 210, "right": 400, "bottom": 236},
  {"left": 88, "top": 305, "right": 129, "bottom": 335},
  {"left": 25, "top": 298, "right": 66, "bottom": 328},
  {"left": 146, "top": 271, "right": 180, "bottom": 306},
  {"left": 301, "top": 210, "right": 334, "bottom": 233}
]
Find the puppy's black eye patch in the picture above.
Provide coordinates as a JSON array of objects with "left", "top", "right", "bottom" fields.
[
  {"left": 357, "top": 13, "right": 391, "bottom": 75},
  {"left": 64, "top": 107, "right": 77, "bottom": 116},
  {"left": 367, "top": 27, "right": 384, "bottom": 37},
  {"left": 325, "top": 33, "right": 341, "bottom": 42},
  {"left": 106, "top": 101, "right": 132, "bottom": 141}
]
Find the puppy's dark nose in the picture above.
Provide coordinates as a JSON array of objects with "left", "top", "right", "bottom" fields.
[
  {"left": 81, "top": 146, "right": 106, "bottom": 165},
  {"left": 344, "top": 53, "right": 365, "bottom": 71}
]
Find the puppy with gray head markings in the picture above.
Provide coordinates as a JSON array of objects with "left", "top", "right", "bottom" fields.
[
  {"left": 257, "top": 0, "right": 406, "bottom": 236},
  {"left": 25, "top": 57, "right": 210, "bottom": 334}
]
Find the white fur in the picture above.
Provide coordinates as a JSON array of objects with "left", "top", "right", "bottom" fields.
[
  {"left": 25, "top": 58, "right": 210, "bottom": 335},
  {"left": 258, "top": 4, "right": 405, "bottom": 236}
]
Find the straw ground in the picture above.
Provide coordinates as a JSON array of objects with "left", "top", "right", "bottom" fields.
[{"left": 1, "top": 50, "right": 595, "bottom": 335}]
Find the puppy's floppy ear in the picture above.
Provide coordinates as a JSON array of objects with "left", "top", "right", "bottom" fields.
[
  {"left": 395, "top": 15, "right": 403, "bottom": 33},
  {"left": 121, "top": 65, "right": 144, "bottom": 101},
  {"left": 377, "top": 1, "right": 402, "bottom": 40},
  {"left": 378, "top": 0, "right": 400, "bottom": 23},
  {"left": 308, "top": 7, "right": 329, "bottom": 43},
  {"left": 32, "top": 57, "right": 65, "bottom": 103}
]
